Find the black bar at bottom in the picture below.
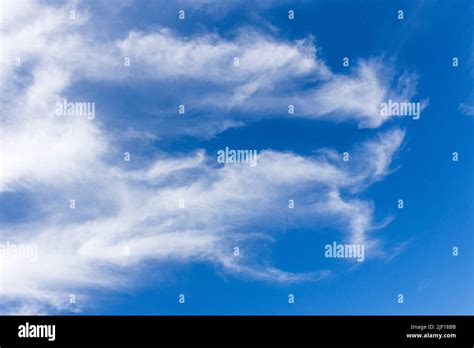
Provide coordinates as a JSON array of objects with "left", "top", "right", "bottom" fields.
[{"left": 0, "top": 315, "right": 472, "bottom": 346}]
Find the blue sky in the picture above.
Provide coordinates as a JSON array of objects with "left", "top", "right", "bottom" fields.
[{"left": 0, "top": 0, "right": 473, "bottom": 315}]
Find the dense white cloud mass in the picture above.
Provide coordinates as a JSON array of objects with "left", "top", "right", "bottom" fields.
[
  {"left": 118, "top": 29, "right": 324, "bottom": 81},
  {"left": 0, "top": 0, "right": 411, "bottom": 313},
  {"left": 117, "top": 28, "right": 329, "bottom": 105}
]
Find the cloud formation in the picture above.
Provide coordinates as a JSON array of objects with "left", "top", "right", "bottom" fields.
[{"left": 0, "top": 0, "right": 410, "bottom": 314}]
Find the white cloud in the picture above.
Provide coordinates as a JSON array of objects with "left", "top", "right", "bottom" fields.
[
  {"left": 1, "top": 1, "right": 420, "bottom": 137},
  {"left": 0, "top": 62, "right": 108, "bottom": 192},
  {"left": 235, "top": 61, "right": 419, "bottom": 128},
  {"left": 0, "top": 1, "right": 410, "bottom": 314},
  {"left": 118, "top": 30, "right": 418, "bottom": 128},
  {"left": 0, "top": 127, "right": 404, "bottom": 313},
  {"left": 117, "top": 28, "right": 329, "bottom": 108},
  {"left": 459, "top": 103, "right": 474, "bottom": 116}
]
